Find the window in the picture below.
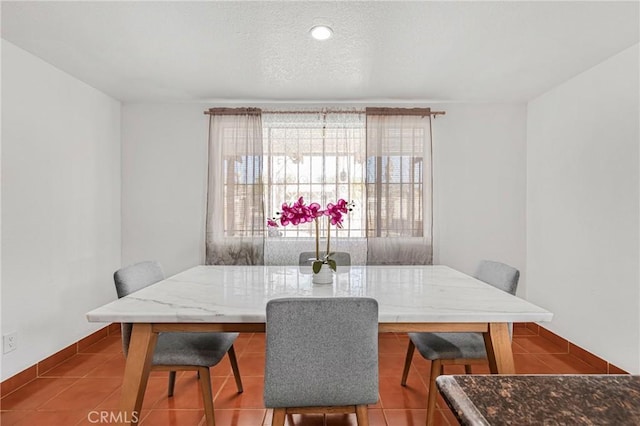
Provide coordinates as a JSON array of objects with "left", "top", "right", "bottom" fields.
[
  {"left": 263, "top": 112, "right": 366, "bottom": 239},
  {"left": 206, "top": 107, "right": 433, "bottom": 266}
]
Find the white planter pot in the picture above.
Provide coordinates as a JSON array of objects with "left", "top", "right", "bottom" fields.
[{"left": 312, "top": 263, "right": 334, "bottom": 284}]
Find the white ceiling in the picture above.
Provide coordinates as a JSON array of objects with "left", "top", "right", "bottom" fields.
[{"left": 2, "top": 1, "right": 638, "bottom": 103}]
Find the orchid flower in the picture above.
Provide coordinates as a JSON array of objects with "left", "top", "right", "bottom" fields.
[
  {"left": 267, "top": 197, "right": 354, "bottom": 272},
  {"left": 324, "top": 198, "right": 351, "bottom": 228}
]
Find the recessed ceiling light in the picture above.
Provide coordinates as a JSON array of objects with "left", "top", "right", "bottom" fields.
[{"left": 310, "top": 25, "right": 333, "bottom": 41}]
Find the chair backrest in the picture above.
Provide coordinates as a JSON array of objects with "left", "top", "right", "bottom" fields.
[
  {"left": 264, "top": 297, "right": 379, "bottom": 408},
  {"left": 298, "top": 251, "right": 351, "bottom": 267},
  {"left": 114, "top": 261, "right": 165, "bottom": 298},
  {"left": 113, "top": 261, "right": 165, "bottom": 356},
  {"left": 474, "top": 260, "right": 519, "bottom": 295}
]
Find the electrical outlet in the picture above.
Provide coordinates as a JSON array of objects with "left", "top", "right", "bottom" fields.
[{"left": 3, "top": 332, "right": 18, "bottom": 354}]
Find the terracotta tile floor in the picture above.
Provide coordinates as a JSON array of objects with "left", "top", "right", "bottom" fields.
[{"left": 1, "top": 326, "right": 607, "bottom": 426}]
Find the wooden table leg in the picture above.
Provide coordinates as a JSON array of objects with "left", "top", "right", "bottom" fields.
[
  {"left": 483, "top": 322, "right": 515, "bottom": 374},
  {"left": 118, "top": 323, "right": 157, "bottom": 425}
]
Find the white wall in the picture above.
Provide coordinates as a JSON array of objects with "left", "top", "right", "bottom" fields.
[
  {"left": 121, "top": 103, "right": 527, "bottom": 288},
  {"left": 1, "top": 40, "right": 121, "bottom": 380},
  {"left": 121, "top": 103, "right": 208, "bottom": 276},
  {"left": 433, "top": 104, "right": 527, "bottom": 294},
  {"left": 527, "top": 44, "right": 640, "bottom": 373}
]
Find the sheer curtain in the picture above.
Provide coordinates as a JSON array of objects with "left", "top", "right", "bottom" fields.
[
  {"left": 365, "top": 108, "right": 433, "bottom": 265},
  {"left": 205, "top": 108, "right": 265, "bottom": 265},
  {"left": 262, "top": 111, "right": 367, "bottom": 265}
]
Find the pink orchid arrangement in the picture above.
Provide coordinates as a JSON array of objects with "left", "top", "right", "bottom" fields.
[{"left": 268, "top": 197, "right": 354, "bottom": 273}]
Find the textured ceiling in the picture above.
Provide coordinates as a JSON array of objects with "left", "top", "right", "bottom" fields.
[{"left": 2, "top": 1, "right": 638, "bottom": 103}]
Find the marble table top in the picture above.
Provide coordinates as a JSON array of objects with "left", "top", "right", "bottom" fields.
[
  {"left": 436, "top": 374, "right": 640, "bottom": 425},
  {"left": 86, "top": 265, "right": 552, "bottom": 324}
]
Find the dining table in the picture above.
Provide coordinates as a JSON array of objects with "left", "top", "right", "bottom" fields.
[{"left": 86, "top": 264, "right": 553, "bottom": 426}]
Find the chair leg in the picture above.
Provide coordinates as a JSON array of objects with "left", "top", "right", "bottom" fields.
[
  {"left": 355, "top": 404, "right": 369, "bottom": 426},
  {"left": 272, "top": 408, "right": 286, "bottom": 426},
  {"left": 464, "top": 364, "right": 472, "bottom": 374},
  {"left": 227, "top": 345, "right": 243, "bottom": 393},
  {"left": 167, "top": 371, "right": 177, "bottom": 397},
  {"left": 426, "top": 359, "right": 442, "bottom": 426},
  {"left": 401, "top": 340, "right": 415, "bottom": 386},
  {"left": 198, "top": 367, "right": 215, "bottom": 426}
]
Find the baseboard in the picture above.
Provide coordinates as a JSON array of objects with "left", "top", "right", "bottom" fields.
[
  {"left": 2, "top": 322, "right": 629, "bottom": 397},
  {"left": 514, "top": 323, "right": 628, "bottom": 374},
  {"left": 0, "top": 324, "right": 120, "bottom": 397}
]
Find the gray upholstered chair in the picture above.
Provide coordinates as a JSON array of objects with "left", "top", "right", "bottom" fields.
[
  {"left": 298, "top": 251, "right": 351, "bottom": 267},
  {"left": 400, "top": 260, "right": 520, "bottom": 426},
  {"left": 114, "top": 261, "right": 243, "bottom": 426},
  {"left": 264, "top": 297, "right": 378, "bottom": 426}
]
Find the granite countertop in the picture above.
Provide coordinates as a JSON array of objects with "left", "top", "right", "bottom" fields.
[{"left": 436, "top": 374, "right": 640, "bottom": 426}]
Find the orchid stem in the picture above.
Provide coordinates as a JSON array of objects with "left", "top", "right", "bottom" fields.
[
  {"left": 315, "top": 218, "right": 320, "bottom": 260},
  {"left": 326, "top": 216, "right": 330, "bottom": 259}
]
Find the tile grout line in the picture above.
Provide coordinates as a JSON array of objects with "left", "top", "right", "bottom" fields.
[
  {"left": 1, "top": 376, "right": 80, "bottom": 415},
  {"left": 1, "top": 325, "right": 121, "bottom": 398},
  {"left": 2, "top": 327, "right": 629, "bottom": 426}
]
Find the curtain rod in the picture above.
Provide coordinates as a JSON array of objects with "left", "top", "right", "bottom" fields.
[{"left": 204, "top": 107, "right": 446, "bottom": 117}]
